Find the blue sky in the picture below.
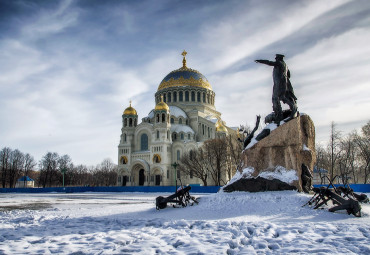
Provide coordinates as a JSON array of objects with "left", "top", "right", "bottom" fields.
[{"left": 1, "top": 0, "right": 369, "bottom": 166}]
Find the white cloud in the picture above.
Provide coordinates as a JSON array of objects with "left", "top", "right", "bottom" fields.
[{"left": 199, "top": 0, "right": 350, "bottom": 72}]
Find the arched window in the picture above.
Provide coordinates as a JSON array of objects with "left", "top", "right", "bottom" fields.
[
  {"left": 156, "top": 130, "right": 159, "bottom": 139},
  {"left": 129, "top": 118, "right": 133, "bottom": 127},
  {"left": 134, "top": 119, "right": 137, "bottom": 126},
  {"left": 124, "top": 118, "right": 127, "bottom": 127},
  {"left": 191, "top": 91, "right": 195, "bottom": 101},
  {"left": 197, "top": 92, "right": 201, "bottom": 102},
  {"left": 179, "top": 91, "right": 183, "bottom": 102},
  {"left": 179, "top": 118, "right": 182, "bottom": 124},
  {"left": 173, "top": 92, "right": 177, "bottom": 102},
  {"left": 180, "top": 133, "right": 184, "bottom": 140},
  {"left": 124, "top": 133, "right": 127, "bottom": 142},
  {"left": 140, "top": 134, "right": 148, "bottom": 151},
  {"left": 173, "top": 133, "right": 177, "bottom": 140},
  {"left": 171, "top": 118, "right": 174, "bottom": 124},
  {"left": 156, "top": 114, "right": 160, "bottom": 123},
  {"left": 203, "top": 93, "right": 206, "bottom": 102},
  {"left": 177, "top": 150, "right": 181, "bottom": 160},
  {"left": 185, "top": 91, "right": 189, "bottom": 101},
  {"left": 186, "top": 119, "right": 189, "bottom": 125},
  {"left": 168, "top": 92, "right": 171, "bottom": 102},
  {"left": 162, "top": 113, "right": 166, "bottom": 122},
  {"left": 188, "top": 133, "right": 190, "bottom": 140},
  {"left": 163, "top": 94, "right": 167, "bottom": 102}
]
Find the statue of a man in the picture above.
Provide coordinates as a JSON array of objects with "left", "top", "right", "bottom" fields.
[{"left": 255, "top": 54, "right": 297, "bottom": 124}]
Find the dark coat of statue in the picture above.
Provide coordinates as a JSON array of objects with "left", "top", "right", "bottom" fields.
[{"left": 255, "top": 54, "right": 297, "bottom": 124}]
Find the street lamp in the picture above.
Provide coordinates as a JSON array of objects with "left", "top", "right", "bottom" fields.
[
  {"left": 171, "top": 162, "right": 179, "bottom": 193},
  {"left": 61, "top": 168, "right": 66, "bottom": 187}
]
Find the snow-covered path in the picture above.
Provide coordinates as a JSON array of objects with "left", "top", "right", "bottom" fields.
[{"left": 0, "top": 191, "right": 369, "bottom": 254}]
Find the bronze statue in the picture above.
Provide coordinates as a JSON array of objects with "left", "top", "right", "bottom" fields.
[{"left": 255, "top": 54, "right": 297, "bottom": 124}]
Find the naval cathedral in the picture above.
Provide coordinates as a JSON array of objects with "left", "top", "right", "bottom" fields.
[{"left": 117, "top": 51, "right": 233, "bottom": 186}]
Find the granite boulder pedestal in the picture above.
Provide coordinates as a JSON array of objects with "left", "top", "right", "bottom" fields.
[{"left": 223, "top": 114, "right": 316, "bottom": 193}]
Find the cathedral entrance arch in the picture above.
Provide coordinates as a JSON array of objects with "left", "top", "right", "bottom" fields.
[
  {"left": 122, "top": 176, "right": 127, "bottom": 186},
  {"left": 139, "top": 169, "right": 145, "bottom": 186},
  {"left": 152, "top": 167, "right": 163, "bottom": 186},
  {"left": 155, "top": 175, "right": 160, "bottom": 186},
  {"left": 131, "top": 159, "right": 150, "bottom": 186}
]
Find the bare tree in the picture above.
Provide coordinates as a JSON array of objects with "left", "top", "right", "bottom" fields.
[
  {"left": 23, "top": 153, "right": 36, "bottom": 187},
  {"left": 9, "top": 149, "right": 25, "bottom": 188},
  {"left": 39, "top": 152, "right": 60, "bottom": 188},
  {"left": 328, "top": 122, "right": 342, "bottom": 182},
  {"left": 225, "top": 133, "right": 242, "bottom": 180},
  {"left": 93, "top": 159, "right": 118, "bottom": 186},
  {"left": 354, "top": 121, "right": 370, "bottom": 183},
  {"left": 58, "top": 154, "right": 73, "bottom": 186},
  {"left": 0, "top": 147, "right": 12, "bottom": 188},
  {"left": 179, "top": 148, "right": 209, "bottom": 186},
  {"left": 337, "top": 134, "right": 357, "bottom": 184},
  {"left": 203, "top": 138, "right": 227, "bottom": 186},
  {"left": 315, "top": 144, "right": 329, "bottom": 184}
]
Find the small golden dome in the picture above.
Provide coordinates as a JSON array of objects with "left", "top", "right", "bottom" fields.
[
  {"left": 216, "top": 120, "right": 228, "bottom": 133},
  {"left": 123, "top": 101, "right": 137, "bottom": 115},
  {"left": 155, "top": 95, "right": 169, "bottom": 111}
]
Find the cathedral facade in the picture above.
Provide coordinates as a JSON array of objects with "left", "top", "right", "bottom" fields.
[{"left": 117, "top": 51, "right": 232, "bottom": 186}]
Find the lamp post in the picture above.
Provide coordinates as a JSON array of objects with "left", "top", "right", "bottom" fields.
[
  {"left": 171, "top": 162, "right": 179, "bottom": 193},
  {"left": 61, "top": 168, "right": 66, "bottom": 187}
]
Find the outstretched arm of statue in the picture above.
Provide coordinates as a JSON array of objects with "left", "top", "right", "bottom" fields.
[{"left": 255, "top": 59, "right": 275, "bottom": 66}]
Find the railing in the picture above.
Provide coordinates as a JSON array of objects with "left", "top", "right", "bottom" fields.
[{"left": 0, "top": 186, "right": 222, "bottom": 193}]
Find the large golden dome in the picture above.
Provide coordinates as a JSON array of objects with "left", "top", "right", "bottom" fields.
[
  {"left": 157, "top": 51, "right": 212, "bottom": 91},
  {"left": 155, "top": 96, "right": 169, "bottom": 111},
  {"left": 123, "top": 102, "right": 137, "bottom": 115}
]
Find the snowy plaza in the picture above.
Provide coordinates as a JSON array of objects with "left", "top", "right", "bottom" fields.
[{"left": 0, "top": 191, "right": 369, "bottom": 254}]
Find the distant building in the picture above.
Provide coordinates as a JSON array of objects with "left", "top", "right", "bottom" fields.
[
  {"left": 117, "top": 51, "right": 232, "bottom": 186},
  {"left": 15, "top": 176, "right": 35, "bottom": 188}
]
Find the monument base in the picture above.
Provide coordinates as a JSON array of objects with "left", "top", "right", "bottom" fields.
[{"left": 228, "top": 114, "right": 316, "bottom": 193}]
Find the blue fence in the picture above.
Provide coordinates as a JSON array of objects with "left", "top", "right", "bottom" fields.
[
  {"left": 0, "top": 185, "right": 221, "bottom": 194},
  {"left": 313, "top": 184, "right": 370, "bottom": 193},
  {"left": 1, "top": 185, "right": 369, "bottom": 194}
]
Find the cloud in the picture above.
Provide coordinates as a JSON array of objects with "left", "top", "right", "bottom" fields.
[
  {"left": 20, "top": 0, "right": 78, "bottom": 40},
  {"left": 0, "top": 0, "right": 369, "bottom": 165},
  {"left": 198, "top": 0, "right": 350, "bottom": 72}
]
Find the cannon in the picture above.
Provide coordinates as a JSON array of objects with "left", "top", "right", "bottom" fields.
[
  {"left": 303, "top": 176, "right": 368, "bottom": 217},
  {"left": 156, "top": 185, "right": 198, "bottom": 210}
]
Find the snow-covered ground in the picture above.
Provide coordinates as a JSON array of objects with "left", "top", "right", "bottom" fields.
[{"left": 0, "top": 191, "right": 369, "bottom": 254}]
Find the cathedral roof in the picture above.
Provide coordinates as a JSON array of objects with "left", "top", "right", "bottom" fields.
[
  {"left": 171, "top": 124, "right": 195, "bottom": 134},
  {"left": 123, "top": 102, "right": 137, "bottom": 115},
  {"left": 169, "top": 106, "right": 187, "bottom": 119},
  {"left": 157, "top": 51, "right": 212, "bottom": 92}
]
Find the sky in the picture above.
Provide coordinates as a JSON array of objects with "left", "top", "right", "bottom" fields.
[{"left": 0, "top": 0, "right": 369, "bottom": 166}]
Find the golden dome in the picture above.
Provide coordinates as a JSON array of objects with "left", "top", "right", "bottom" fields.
[
  {"left": 157, "top": 51, "right": 212, "bottom": 91},
  {"left": 216, "top": 120, "right": 228, "bottom": 133},
  {"left": 155, "top": 95, "right": 169, "bottom": 111},
  {"left": 123, "top": 101, "right": 137, "bottom": 115}
]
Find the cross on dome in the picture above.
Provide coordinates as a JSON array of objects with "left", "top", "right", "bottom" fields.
[{"left": 182, "top": 50, "right": 187, "bottom": 68}]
